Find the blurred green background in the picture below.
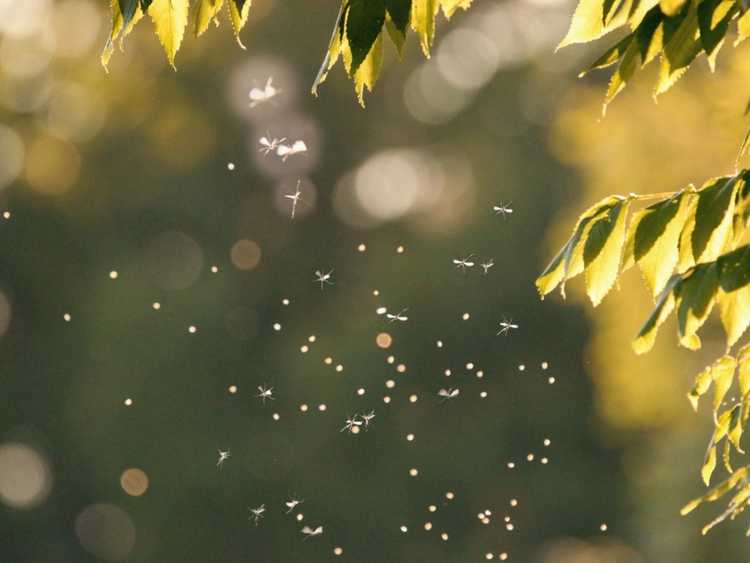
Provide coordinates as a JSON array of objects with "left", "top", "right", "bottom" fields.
[{"left": 1, "top": 0, "right": 750, "bottom": 561}]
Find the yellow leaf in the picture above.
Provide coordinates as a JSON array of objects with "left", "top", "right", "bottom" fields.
[
  {"left": 101, "top": 0, "right": 144, "bottom": 70},
  {"left": 688, "top": 362, "right": 715, "bottom": 411},
  {"left": 635, "top": 191, "right": 693, "bottom": 297},
  {"left": 558, "top": 0, "right": 632, "bottom": 49},
  {"left": 195, "top": 0, "right": 224, "bottom": 37},
  {"left": 677, "top": 199, "right": 698, "bottom": 272},
  {"left": 228, "top": 0, "right": 252, "bottom": 49},
  {"left": 736, "top": 10, "right": 750, "bottom": 46},
  {"left": 676, "top": 263, "right": 719, "bottom": 350},
  {"left": 411, "top": 0, "right": 439, "bottom": 56},
  {"left": 738, "top": 344, "right": 750, "bottom": 397},
  {"left": 712, "top": 355, "right": 737, "bottom": 413},
  {"left": 633, "top": 280, "right": 677, "bottom": 354},
  {"left": 703, "top": 444, "right": 717, "bottom": 485},
  {"left": 584, "top": 199, "right": 631, "bottom": 306},
  {"left": 719, "top": 286, "right": 750, "bottom": 348},
  {"left": 660, "top": 0, "right": 688, "bottom": 17},
  {"left": 148, "top": 0, "right": 189, "bottom": 68},
  {"left": 729, "top": 405, "right": 744, "bottom": 453},
  {"left": 440, "top": 0, "right": 471, "bottom": 18},
  {"left": 353, "top": 32, "right": 384, "bottom": 107},
  {"left": 682, "top": 466, "right": 750, "bottom": 514}
]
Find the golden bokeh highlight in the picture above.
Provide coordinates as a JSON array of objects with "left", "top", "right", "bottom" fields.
[
  {"left": 24, "top": 135, "right": 80, "bottom": 195},
  {"left": 120, "top": 467, "right": 149, "bottom": 497},
  {"left": 230, "top": 239, "right": 262, "bottom": 270}
]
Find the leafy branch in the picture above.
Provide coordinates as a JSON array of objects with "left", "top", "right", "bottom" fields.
[{"left": 102, "top": 0, "right": 473, "bottom": 104}]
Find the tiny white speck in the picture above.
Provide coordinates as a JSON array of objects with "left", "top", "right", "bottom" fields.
[
  {"left": 548, "top": 376, "right": 556, "bottom": 384},
  {"left": 518, "top": 364, "right": 525, "bottom": 371},
  {"left": 272, "top": 413, "right": 280, "bottom": 421},
  {"left": 2, "top": 211, "right": 10, "bottom": 220},
  {"left": 273, "top": 323, "right": 282, "bottom": 331},
  {"left": 462, "top": 313, "right": 470, "bottom": 321},
  {"left": 109, "top": 270, "right": 118, "bottom": 279},
  {"left": 211, "top": 265, "right": 219, "bottom": 273},
  {"left": 227, "top": 162, "right": 235, "bottom": 170},
  {"left": 436, "top": 340, "right": 443, "bottom": 348},
  {"left": 282, "top": 298, "right": 290, "bottom": 306},
  {"left": 152, "top": 302, "right": 161, "bottom": 310},
  {"left": 400, "top": 525, "right": 408, "bottom": 533},
  {"left": 188, "top": 325, "right": 197, "bottom": 334},
  {"left": 124, "top": 398, "right": 133, "bottom": 407},
  {"left": 357, "top": 388, "right": 366, "bottom": 396},
  {"left": 63, "top": 313, "right": 71, "bottom": 322}
]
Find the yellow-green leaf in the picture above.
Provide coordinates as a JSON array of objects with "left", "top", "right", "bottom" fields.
[
  {"left": 102, "top": 0, "right": 144, "bottom": 70},
  {"left": 311, "top": 4, "right": 345, "bottom": 96},
  {"left": 634, "top": 190, "right": 693, "bottom": 297},
  {"left": 738, "top": 344, "right": 750, "bottom": 397},
  {"left": 352, "top": 31, "right": 384, "bottom": 107},
  {"left": 692, "top": 175, "right": 740, "bottom": 263},
  {"left": 633, "top": 276, "right": 678, "bottom": 354},
  {"left": 682, "top": 465, "right": 750, "bottom": 514},
  {"left": 228, "top": 0, "right": 252, "bottom": 49},
  {"left": 148, "top": 0, "right": 189, "bottom": 68},
  {"left": 583, "top": 199, "right": 631, "bottom": 306},
  {"left": 729, "top": 404, "right": 744, "bottom": 452},
  {"left": 195, "top": 0, "right": 224, "bottom": 37},
  {"left": 719, "top": 287, "right": 750, "bottom": 347},
  {"left": 676, "top": 263, "right": 720, "bottom": 350},
  {"left": 411, "top": 0, "right": 439, "bottom": 56},
  {"left": 660, "top": 0, "right": 688, "bottom": 17},
  {"left": 736, "top": 10, "right": 750, "bottom": 46},
  {"left": 558, "top": 0, "right": 632, "bottom": 48},
  {"left": 655, "top": 1, "right": 702, "bottom": 96},
  {"left": 440, "top": 0, "right": 471, "bottom": 18},
  {"left": 703, "top": 444, "right": 718, "bottom": 485},
  {"left": 688, "top": 362, "right": 716, "bottom": 411},
  {"left": 712, "top": 355, "right": 737, "bottom": 413}
]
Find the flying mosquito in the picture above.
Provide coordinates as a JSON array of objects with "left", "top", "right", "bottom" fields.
[
  {"left": 248, "top": 504, "right": 266, "bottom": 526},
  {"left": 259, "top": 135, "right": 286, "bottom": 156},
  {"left": 496, "top": 318, "right": 519, "bottom": 336},
  {"left": 216, "top": 448, "right": 231, "bottom": 469},
  {"left": 438, "top": 388, "right": 460, "bottom": 402},
  {"left": 481, "top": 259, "right": 494, "bottom": 275},
  {"left": 285, "top": 498, "right": 303, "bottom": 514},
  {"left": 301, "top": 525, "right": 324, "bottom": 540},
  {"left": 453, "top": 254, "right": 475, "bottom": 273},
  {"left": 493, "top": 202, "right": 514, "bottom": 218},
  {"left": 386, "top": 308, "right": 408, "bottom": 323},
  {"left": 285, "top": 180, "right": 303, "bottom": 219},
  {"left": 249, "top": 77, "right": 281, "bottom": 108},
  {"left": 361, "top": 410, "right": 376, "bottom": 429},
  {"left": 256, "top": 385, "right": 274, "bottom": 404},
  {"left": 340, "top": 415, "right": 363, "bottom": 433},
  {"left": 276, "top": 140, "right": 308, "bottom": 161},
  {"left": 314, "top": 269, "right": 334, "bottom": 290}
]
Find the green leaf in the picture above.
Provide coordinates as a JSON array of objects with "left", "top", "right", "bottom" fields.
[
  {"left": 558, "top": 0, "right": 632, "bottom": 48},
  {"left": 719, "top": 286, "right": 750, "bottom": 347},
  {"left": 386, "top": 0, "right": 412, "bottom": 33},
  {"left": 676, "top": 262, "right": 720, "bottom": 350},
  {"left": 633, "top": 190, "right": 693, "bottom": 296},
  {"left": 583, "top": 199, "right": 631, "bottom": 306},
  {"left": 738, "top": 344, "right": 750, "bottom": 397},
  {"left": 195, "top": 0, "right": 224, "bottom": 37},
  {"left": 729, "top": 404, "right": 744, "bottom": 452},
  {"left": 697, "top": 0, "right": 736, "bottom": 60},
  {"left": 703, "top": 444, "right": 718, "bottom": 485},
  {"left": 347, "top": 0, "right": 386, "bottom": 76},
  {"left": 102, "top": 0, "right": 144, "bottom": 69},
  {"left": 536, "top": 196, "right": 622, "bottom": 298},
  {"left": 633, "top": 275, "right": 678, "bottom": 353},
  {"left": 682, "top": 466, "right": 750, "bottom": 514},
  {"left": 147, "top": 0, "right": 189, "bottom": 68},
  {"left": 655, "top": 1, "right": 702, "bottom": 96},
  {"left": 737, "top": 127, "right": 750, "bottom": 165},
  {"left": 228, "top": 0, "right": 252, "bottom": 49},
  {"left": 579, "top": 33, "right": 634, "bottom": 77},
  {"left": 352, "top": 31, "right": 384, "bottom": 106},
  {"left": 692, "top": 175, "right": 740, "bottom": 263},
  {"left": 411, "top": 0, "right": 439, "bottom": 56}
]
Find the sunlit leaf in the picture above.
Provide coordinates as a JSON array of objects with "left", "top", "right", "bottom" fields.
[
  {"left": 633, "top": 190, "right": 693, "bottom": 297},
  {"left": 676, "top": 262, "right": 720, "bottom": 350},
  {"left": 558, "top": 0, "right": 632, "bottom": 48},
  {"left": 655, "top": 1, "right": 702, "bottom": 96},
  {"left": 660, "top": 0, "right": 688, "bottom": 17},
  {"left": 346, "top": 0, "right": 386, "bottom": 75},
  {"left": 583, "top": 199, "right": 631, "bottom": 306},
  {"left": 195, "top": 0, "right": 224, "bottom": 37},
  {"left": 386, "top": 0, "right": 412, "bottom": 32},
  {"left": 697, "top": 0, "right": 736, "bottom": 71},
  {"left": 102, "top": 0, "right": 144, "bottom": 69},
  {"left": 736, "top": 10, "right": 750, "bottom": 45},
  {"left": 729, "top": 404, "right": 744, "bottom": 453},
  {"left": 578, "top": 33, "right": 634, "bottom": 77},
  {"left": 227, "top": 0, "right": 252, "bottom": 49},
  {"left": 352, "top": 31, "right": 384, "bottom": 106},
  {"left": 633, "top": 275, "right": 678, "bottom": 354},
  {"left": 439, "top": 0, "right": 471, "bottom": 18},
  {"left": 719, "top": 287, "right": 750, "bottom": 347},
  {"left": 688, "top": 361, "right": 717, "bottom": 411},
  {"left": 311, "top": 4, "right": 345, "bottom": 96},
  {"left": 712, "top": 355, "right": 737, "bottom": 413},
  {"left": 411, "top": 0, "right": 439, "bottom": 56},
  {"left": 147, "top": 0, "right": 189, "bottom": 68},
  {"left": 682, "top": 466, "right": 750, "bottom": 514},
  {"left": 703, "top": 444, "right": 718, "bottom": 485},
  {"left": 691, "top": 175, "right": 740, "bottom": 263}
]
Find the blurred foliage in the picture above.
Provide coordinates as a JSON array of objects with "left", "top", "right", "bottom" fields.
[{"left": 545, "top": 0, "right": 750, "bottom": 537}]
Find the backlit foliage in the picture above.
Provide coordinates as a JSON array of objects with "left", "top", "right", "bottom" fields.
[
  {"left": 545, "top": 0, "right": 750, "bottom": 535},
  {"left": 103, "top": 0, "right": 472, "bottom": 104}
]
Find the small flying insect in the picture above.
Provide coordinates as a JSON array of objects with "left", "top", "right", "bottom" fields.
[
  {"left": 277, "top": 140, "right": 308, "bottom": 161},
  {"left": 340, "top": 415, "right": 363, "bottom": 433},
  {"left": 248, "top": 504, "right": 266, "bottom": 526},
  {"left": 314, "top": 269, "right": 334, "bottom": 290},
  {"left": 259, "top": 135, "right": 286, "bottom": 156},
  {"left": 386, "top": 308, "right": 409, "bottom": 323},
  {"left": 496, "top": 319, "right": 519, "bottom": 336},
  {"left": 361, "top": 410, "right": 376, "bottom": 429},
  {"left": 285, "top": 180, "right": 303, "bottom": 219},
  {"left": 481, "top": 259, "right": 494, "bottom": 275},
  {"left": 256, "top": 385, "right": 274, "bottom": 404},
  {"left": 285, "top": 498, "right": 303, "bottom": 514},
  {"left": 493, "top": 202, "right": 514, "bottom": 218},
  {"left": 438, "top": 388, "right": 460, "bottom": 402},
  {"left": 249, "top": 77, "right": 281, "bottom": 108},
  {"left": 216, "top": 448, "right": 231, "bottom": 469},
  {"left": 453, "top": 254, "right": 475, "bottom": 273},
  {"left": 301, "top": 525, "right": 324, "bottom": 540}
]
